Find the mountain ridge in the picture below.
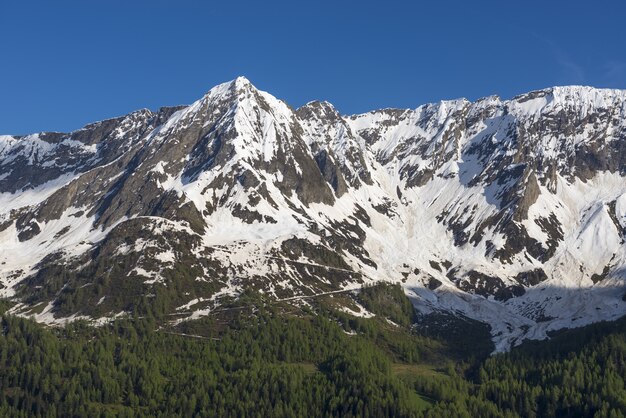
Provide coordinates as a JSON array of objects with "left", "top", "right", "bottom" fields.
[{"left": 1, "top": 77, "right": 626, "bottom": 351}]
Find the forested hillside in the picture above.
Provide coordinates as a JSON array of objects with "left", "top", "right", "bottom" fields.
[{"left": 1, "top": 286, "right": 626, "bottom": 417}]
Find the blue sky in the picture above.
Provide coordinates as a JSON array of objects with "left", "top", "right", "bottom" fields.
[{"left": 1, "top": 0, "right": 625, "bottom": 135}]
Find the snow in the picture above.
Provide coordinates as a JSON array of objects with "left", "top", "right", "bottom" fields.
[
  {"left": 154, "top": 249, "right": 176, "bottom": 264},
  {"left": 615, "top": 193, "right": 626, "bottom": 229},
  {"left": 0, "top": 206, "right": 127, "bottom": 297},
  {"left": 9, "top": 301, "right": 92, "bottom": 327},
  {"left": 2, "top": 79, "right": 626, "bottom": 352},
  {"left": 509, "top": 94, "right": 550, "bottom": 115},
  {"left": 0, "top": 172, "right": 78, "bottom": 213},
  {"left": 0, "top": 133, "right": 97, "bottom": 168}
]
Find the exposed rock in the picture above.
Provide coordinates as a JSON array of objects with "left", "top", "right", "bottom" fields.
[
  {"left": 458, "top": 270, "right": 525, "bottom": 301},
  {"left": 514, "top": 269, "right": 548, "bottom": 287},
  {"left": 1, "top": 79, "right": 626, "bottom": 351}
]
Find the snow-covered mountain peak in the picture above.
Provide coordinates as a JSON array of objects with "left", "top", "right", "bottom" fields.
[
  {"left": 2, "top": 81, "right": 626, "bottom": 352},
  {"left": 508, "top": 85, "right": 626, "bottom": 117},
  {"left": 199, "top": 76, "right": 276, "bottom": 104},
  {"left": 420, "top": 97, "right": 470, "bottom": 118},
  {"left": 298, "top": 100, "right": 341, "bottom": 117},
  {"left": 201, "top": 75, "right": 253, "bottom": 96},
  {"left": 233, "top": 75, "right": 253, "bottom": 88}
]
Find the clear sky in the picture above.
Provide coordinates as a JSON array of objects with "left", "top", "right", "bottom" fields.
[{"left": 1, "top": 0, "right": 625, "bottom": 135}]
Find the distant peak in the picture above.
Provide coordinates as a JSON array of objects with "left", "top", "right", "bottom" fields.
[
  {"left": 511, "top": 85, "right": 626, "bottom": 102},
  {"left": 200, "top": 76, "right": 258, "bottom": 100},
  {"left": 231, "top": 76, "right": 258, "bottom": 95},
  {"left": 233, "top": 75, "right": 252, "bottom": 87},
  {"left": 475, "top": 94, "right": 501, "bottom": 104},
  {"left": 129, "top": 108, "right": 154, "bottom": 117},
  {"left": 296, "top": 100, "right": 342, "bottom": 122},
  {"left": 300, "top": 100, "right": 337, "bottom": 113},
  {"left": 506, "top": 85, "right": 626, "bottom": 116}
]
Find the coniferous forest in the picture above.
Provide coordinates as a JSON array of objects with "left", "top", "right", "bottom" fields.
[{"left": 1, "top": 285, "right": 626, "bottom": 418}]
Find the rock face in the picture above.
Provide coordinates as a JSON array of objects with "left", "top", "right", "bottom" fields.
[{"left": 1, "top": 78, "right": 626, "bottom": 351}]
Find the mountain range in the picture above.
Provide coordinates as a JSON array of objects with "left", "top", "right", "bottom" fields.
[{"left": 1, "top": 77, "right": 626, "bottom": 351}]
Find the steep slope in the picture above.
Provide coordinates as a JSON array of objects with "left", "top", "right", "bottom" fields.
[{"left": 1, "top": 78, "right": 625, "bottom": 351}]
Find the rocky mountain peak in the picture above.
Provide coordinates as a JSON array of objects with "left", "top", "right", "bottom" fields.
[
  {"left": 1, "top": 81, "right": 626, "bottom": 352},
  {"left": 509, "top": 85, "right": 626, "bottom": 117},
  {"left": 297, "top": 100, "right": 342, "bottom": 122}
]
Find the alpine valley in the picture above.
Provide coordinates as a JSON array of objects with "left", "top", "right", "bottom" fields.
[{"left": 2, "top": 77, "right": 626, "bottom": 352}]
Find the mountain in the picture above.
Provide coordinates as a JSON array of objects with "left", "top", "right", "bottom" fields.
[{"left": 1, "top": 77, "right": 626, "bottom": 351}]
